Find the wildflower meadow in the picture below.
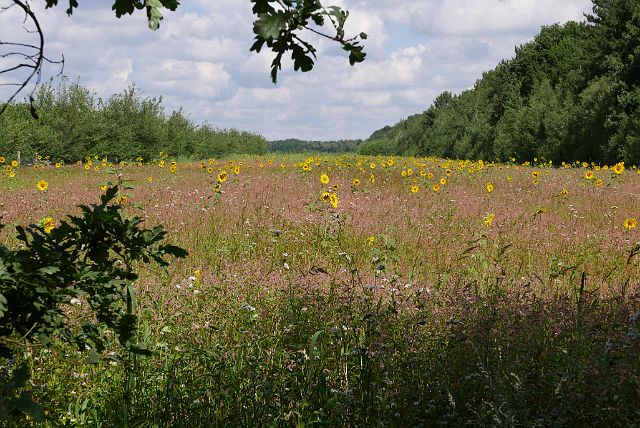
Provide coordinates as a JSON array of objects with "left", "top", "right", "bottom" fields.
[{"left": 2, "top": 154, "right": 640, "bottom": 426}]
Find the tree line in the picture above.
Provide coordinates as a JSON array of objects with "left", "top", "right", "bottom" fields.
[
  {"left": 269, "top": 138, "right": 361, "bottom": 153},
  {"left": 0, "top": 79, "right": 268, "bottom": 162},
  {"left": 362, "top": 0, "right": 640, "bottom": 164}
]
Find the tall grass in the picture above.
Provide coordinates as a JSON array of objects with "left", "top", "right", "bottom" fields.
[{"left": 2, "top": 156, "right": 640, "bottom": 426}]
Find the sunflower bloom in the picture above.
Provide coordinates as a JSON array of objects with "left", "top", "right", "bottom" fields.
[
  {"left": 613, "top": 162, "right": 625, "bottom": 175},
  {"left": 484, "top": 213, "right": 495, "bottom": 227},
  {"left": 432, "top": 184, "right": 440, "bottom": 192},
  {"left": 624, "top": 218, "right": 637, "bottom": 231},
  {"left": 321, "top": 191, "right": 331, "bottom": 203},
  {"left": 36, "top": 180, "right": 48, "bottom": 192},
  {"left": 41, "top": 217, "right": 55, "bottom": 234},
  {"left": 217, "top": 170, "right": 228, "bottom": 183},
  {"left": 329, "top": 193, "right": 339, "bottom": 208},
  {"left": 486, "top": 182, "right": 494, "bottom": 193}
]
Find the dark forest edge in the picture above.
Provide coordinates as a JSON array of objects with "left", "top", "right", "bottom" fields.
[
  {"left": 364, "top": 0, "right": 640, "bottom": 165},
  {"left": 269, "top": 138, "right": 361, "bottom": 153}
]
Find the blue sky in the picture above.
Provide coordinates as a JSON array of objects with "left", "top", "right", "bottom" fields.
[{"left": 0, "top": 0, "right": 593, "bottom": 140}]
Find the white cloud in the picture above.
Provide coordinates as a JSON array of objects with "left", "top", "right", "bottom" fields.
[
  {"left": 359, "top": 0, "right": 592, "bottom": 36},
  {"left": 0, "top": 0, "right": 593, "bottom": 141},
  {"left": 344, "top": 44, "right": 426, "bottom": 89}
]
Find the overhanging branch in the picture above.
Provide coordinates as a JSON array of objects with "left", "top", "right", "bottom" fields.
[{"left": 0, "top": 0, "right": 64, "bottom": 117}]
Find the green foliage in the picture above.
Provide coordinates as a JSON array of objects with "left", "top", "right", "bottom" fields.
[
  {"left": 0, "top": 183, "right": 186, "bottom": 419},
  {"left": 249, "top": 0, "right": 367, "bottom": 82},
  {"left": 0, "top": 184, "right": 186, "bottom": 356},
  {"left": 0, "top": 80, "right": 268, "bottom": 162},
  {"left": 355, "top": 138, "right": 394, "bottom": 156},
  {"left": 269, "top": 138, "right": 361, "bottom": 153},
  {"left": 366, "top": 0, "right": 640, "bottom": 164}
]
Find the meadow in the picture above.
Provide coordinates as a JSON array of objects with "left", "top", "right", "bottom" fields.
[{"left": 2, "top": 154, "right": 640, "bottom": 426}]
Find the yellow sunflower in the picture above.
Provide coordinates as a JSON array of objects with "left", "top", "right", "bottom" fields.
[
  {"left": 613, "top": 162, "right": 624, "bottom": 175},
  {"left": 484, "top": 213, "right": 495, "bottom": 227},
  {"left": 624, "top": 218, "right": 637, "bottom": 231},
  {"left": 486, "top": 182, "right": 494, "bottom": 193},
  {"left": 329, "top": 193, "right": 339, "bottom": 208},
  {"left": 41, "top": 217, "right": 55, "bottom": 234}
]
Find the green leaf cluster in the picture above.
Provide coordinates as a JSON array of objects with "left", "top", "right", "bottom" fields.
[
  {"left": 250, "top": 0, "right": 366, "bottom": 82},
  {"left": 0, "top": 184, "right": 187, "bottom": 360},
  {"left": 45, "top": 0, "right": 180, "bottom": 30}
]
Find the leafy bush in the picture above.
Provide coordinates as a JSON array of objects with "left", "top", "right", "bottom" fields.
[
  {"left": 356, "top": 138, "right": 395, "bottom": 155},
  {"left": 0, "top": 185, "right": 187, "bottom": 420},
  {"left": 0, "top": 80, "right": 269, "bottom": 162}
]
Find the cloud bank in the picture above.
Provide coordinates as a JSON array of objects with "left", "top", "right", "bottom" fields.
[{"left": 0, "top": 0, "right": 593, "bottom": 140}]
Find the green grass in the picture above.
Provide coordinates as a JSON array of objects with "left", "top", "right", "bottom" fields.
[{"left": 2, "top": 155, "right": 640, "bottom": 426}]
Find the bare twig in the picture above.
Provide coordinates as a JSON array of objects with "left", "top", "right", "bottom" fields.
[{"left": 0, "top": 0, "right": 64, "bottom": 117}]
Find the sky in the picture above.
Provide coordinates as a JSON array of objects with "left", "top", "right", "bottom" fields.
[{"left": 0, "top": 0, "right": 594, "bottom": 141}]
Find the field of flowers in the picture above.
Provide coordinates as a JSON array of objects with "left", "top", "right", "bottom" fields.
[{"left": 2, "top": 154, "right": 640, "bottom": 426}]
